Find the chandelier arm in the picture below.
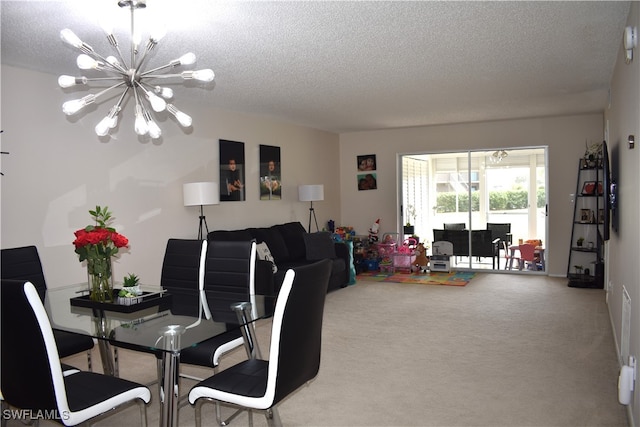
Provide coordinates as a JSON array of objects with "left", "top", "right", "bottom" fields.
[
  {"left": 140, "top": 62, "right": 179, "bottom": 77},
  {"left": 142, "top": 73, "right": 185, "bottom": 79},
  {"left": 78, "top": 49, "right": 128, "bottom": 74},
  {"left": 146, "top": 70, "right": 215, "bottom": 83},
  {"left": 85, "top": 76, "right": 129, "bottom": 83},
  {"left": 92, "top": 81, "right": 128, "bottom": 102},
  {"left": 134, "top": 38, "right": 160, "bottom": 75},
  {"left": 104, "top": 32, "right": 130, "bottom": 72}
]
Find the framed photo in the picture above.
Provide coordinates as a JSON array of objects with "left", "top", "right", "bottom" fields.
[
  {"left": 579, "top": 208, "right": 594, "bottom": 223},
  {"left": 219, "top": 139, "right": 245, "bottom": 202},
  {"left": 357, "top": 154, "right": 376, "bottom": 171},
  {"left": 581, "top": 181, "right": 603, "bottom": 195},
  {"left": 357, "top": 173, "right": 377, "bottom": 190},
  {"left": 259, "top": 145, "right": 281, "bottom": 200},
  {"left": 598, "top": 208, "right": 605, "bottom": 224}
]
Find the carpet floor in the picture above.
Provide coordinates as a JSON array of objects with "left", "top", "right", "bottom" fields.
[{"left": 14, "top": 273, "right": 629, "bottom": 426}]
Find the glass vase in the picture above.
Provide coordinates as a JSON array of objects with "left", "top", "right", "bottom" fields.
[{"left": 87, "top": 256, "right": 114, "bottom": 303}]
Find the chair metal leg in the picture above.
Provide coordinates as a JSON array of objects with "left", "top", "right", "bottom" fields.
[
  {"left": 138, "top": 398, "right": 148, "bottom": 427},
  {"left": 265, "top": 407, "right": 282, "bottom": 427},
  {"left": 113, "top": 347, "right": 119, "bottom": 377},
  {"left": 194, "top": 398, "right": 207, "bottom": 427}
]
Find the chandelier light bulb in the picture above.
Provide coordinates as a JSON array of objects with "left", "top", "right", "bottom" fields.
[
  {"left": 146, "top": 92, "right": 167, "bottom": 112},
  {"left": 179, "top": 52, "right": 196, "bottom": 65},
  {"left": 76, "top": 54, "right": 101, "bottom": 70},
  {"left": 134, "top": 105, "right": 149, "bottom": 135},
  {"left": 145, "top": 112, "right": 162, "bottom": 139},
  {"left": 150, "top": 26, "right": 167, "bottom": 43},
  {"left": 62, "top": 94, "right": 96, "bottom": 115},
  {"left": 167, "top": 104, "right": 192, "bottom": 127},
  {"left": 148, "top": 120, "right": 162, "bottom": 139},
  {"left": 60, "top": 29, "right": 83, "bottom": 49},
  {"left": 106, "top": 56, "right": 122, "bottom": 68},
  {"left": 182, "top": 69, "right": 215, "bottom": 82},
  {"left": 132, "top": 31, "right": 142, "bottom": 49},
  {"left": 58, "top": 75, "right": 87, "bottom": 88},
  {"left": 99, "top": 18, "right": 114, "bottom": 36},
  {"left": 95, "top": 116, "right": 113, "bottom": 136},
  {"left": 154, "top": 86, "right": 173, "bottom": 99}
]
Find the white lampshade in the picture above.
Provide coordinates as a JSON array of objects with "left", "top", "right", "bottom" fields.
[
  {"left": 183, "top": 182, "right": 220, "bottom": 206},
  {"left": 298, "top": 184, "right": 324, "bottom": 202}
]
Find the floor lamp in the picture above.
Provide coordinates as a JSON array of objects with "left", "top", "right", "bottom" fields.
[
  {"left": 298, "top": 184, "right": 324, "bottom": 233},
  {"left": 183, "top": 182, "right": 219, "bottom": 240}
]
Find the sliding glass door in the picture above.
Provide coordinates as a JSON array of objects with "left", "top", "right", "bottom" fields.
[{"left": 400, "top": 148, "right": 547, "bottom": 271}]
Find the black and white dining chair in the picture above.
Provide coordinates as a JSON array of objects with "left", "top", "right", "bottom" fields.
[
  {"left": 0, "top": 279, "right": 151, "bottom": 426},
  {"left": 188, "top": 259, "right": 332, "bottom": 427},
  {"left": 159, "top": 238, "right": 256, "bottom": 376},
  {"left": 0, "top": 245, "right": 96, "bottom": 370},
  {"left": 181, "top": 239, "right": 258, "bottom": 369}
]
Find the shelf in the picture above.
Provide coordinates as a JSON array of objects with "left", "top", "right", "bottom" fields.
[
  {"left": 571, "top": 247, "right": 597, "bottom": 252},
  {"left": 568, "top": 277, "right": 603, "bottom": 289},
  {"left": 567, "top": 157, "right": 605, "bottom": 287}
]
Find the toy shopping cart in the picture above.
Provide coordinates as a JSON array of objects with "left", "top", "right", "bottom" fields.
[
  {"left": 376, "top": 233, "right": 398, "bottom": 272},
  {"left": 393, "top": 238, "right": 417, "bottom": 273}
]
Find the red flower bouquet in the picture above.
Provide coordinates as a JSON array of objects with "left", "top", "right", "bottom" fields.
[{"left": 73, "top": 206, "right": 129, "bottom": 302}]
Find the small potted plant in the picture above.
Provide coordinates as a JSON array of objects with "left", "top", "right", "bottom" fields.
[
  {"left": 403, "top": 205, "right": 416, "bottom": 235},
  {"left": 574, "top": 265, "right": 584, "bottom": 275},
  {"left": 117, "top": 273, "right": 142, "bottom": 305},
  {"left": 576, "top": 237, "right": 584, "bottom": 247}
]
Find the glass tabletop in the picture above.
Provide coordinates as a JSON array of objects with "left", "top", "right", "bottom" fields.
[{"left": 45, "top": 283, "right": 275, "bottom": 354}]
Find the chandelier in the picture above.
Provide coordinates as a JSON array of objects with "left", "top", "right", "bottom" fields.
[
  {"left": 490, "top": 150, "right": 508, "bottom": 163},
  {"left": 58, "top": 0, "right": 214, "bottom": 139}
]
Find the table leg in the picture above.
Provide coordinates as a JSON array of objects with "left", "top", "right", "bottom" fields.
[
  {"left": 231, "top": 301, "right": 262, "bottom": 360},
  {"left": 158, "top": 325, "right": 185, "bottom": 427},
  {"left": 159, "top": 350, "right": 179, "bottom": 427},
  {"left": 92, "top": 312, "right": 117, "bottom": 376}
]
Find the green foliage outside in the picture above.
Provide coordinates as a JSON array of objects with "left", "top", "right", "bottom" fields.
[{"left": 436, "top": 188, "right": 546, "bottom": 213}]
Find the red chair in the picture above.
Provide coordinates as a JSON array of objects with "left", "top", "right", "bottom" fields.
[{"left": 507, "top": 243, "right": 537, "bottom": 270}]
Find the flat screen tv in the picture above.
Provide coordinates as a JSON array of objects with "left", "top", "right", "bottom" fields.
[{"left": 602, "top": 140, "right": 611, "bottom": 241}]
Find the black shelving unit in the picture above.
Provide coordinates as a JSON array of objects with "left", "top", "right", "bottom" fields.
[{"left": 567, "top": 158, "right": 604, "bottom": 288}]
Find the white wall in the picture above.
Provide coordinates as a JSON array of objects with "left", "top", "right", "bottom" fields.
[
  {"left": 605, "top": 2, "right": 640, "bottom": 425},
  {"left": 338, "top": 114, "right": 604, "bottom": 277},
  {"left": 0, "top": 65, "right": 340, "bottom": 288}
]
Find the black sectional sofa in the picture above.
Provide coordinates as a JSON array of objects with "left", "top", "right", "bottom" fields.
[{"left": 208, "top": 221, "right": 349, "bottom": 295}]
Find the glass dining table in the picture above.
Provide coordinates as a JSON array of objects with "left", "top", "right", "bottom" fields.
[{"left": 44, "top": 283, "right": 276, "bottom": 427}]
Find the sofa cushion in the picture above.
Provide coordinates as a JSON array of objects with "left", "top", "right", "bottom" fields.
[
  {"left": 273, "top": 222, "right": 307, "bottom": 261},
  {"left": 249, "top": 227, "right": 290, "bottom": 263},
  {"left": 303, "top": 231, "right": 337, "bottom": 261},
  {"left": 256, "top": 242, "right": 277, "bottom": 273},
  {"left": 209, "top": 229, "right": 253, "bottom": 241}
]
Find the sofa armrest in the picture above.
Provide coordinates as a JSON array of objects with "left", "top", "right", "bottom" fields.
[
  {"left": 334, "top": 242, "right": 349, "bottom": 261},
  {"left": 255, "top": 259, "right": 275, "bottom": 296},
  {"left": 334, "top": 242, "right": 350, "bottom": 284}
]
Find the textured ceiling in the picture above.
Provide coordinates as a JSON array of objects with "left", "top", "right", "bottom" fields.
[{"left": 0, "top": 1, "right": 632, "bottom": 133}]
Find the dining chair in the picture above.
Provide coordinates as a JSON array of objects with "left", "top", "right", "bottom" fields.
[
  {"left": 0, "top": 245, "right": 96, "bottom": 370},
  {"left": 188, "top": 259, "right": 332, "bottom": 427},
  {"left": 444, "top": 222, "right": 466, "bottom": 230},
  {"left": 180, "top": 239, "right": 258, "bottom": 372},
  {"left": 487, "top": 223, "right": 512, "bottom": 268},
  {"left": 0, "top": 279, "right": 150, "bottom": 426}
]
